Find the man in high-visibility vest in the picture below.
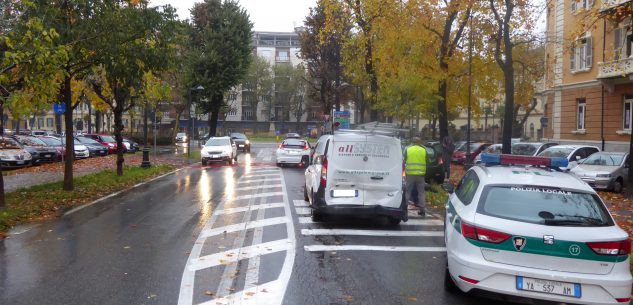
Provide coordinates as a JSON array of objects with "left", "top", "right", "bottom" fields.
[{"left": 404, "top": 137, "right": 427, "bottom": 216}]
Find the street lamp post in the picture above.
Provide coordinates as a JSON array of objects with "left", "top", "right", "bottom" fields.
[
  {"left": 141, "top": 99, "right": 151, "bottom": 168},
  {"left": 465, "top": 16, "right": 473, "bottom": 168},
  {"left": 188, "top": 85, "right": 204, "bottom": 158}
]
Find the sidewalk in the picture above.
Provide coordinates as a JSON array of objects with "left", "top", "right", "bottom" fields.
[{"left": 3, "top": 153, "right": 190, "bottom": 193}]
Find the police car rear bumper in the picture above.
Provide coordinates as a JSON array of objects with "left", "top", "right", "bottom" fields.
[{"left": 448, "top": 238, "right": 632, "bottom": 305}]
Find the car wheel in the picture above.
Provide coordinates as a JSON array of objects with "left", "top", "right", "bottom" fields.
[
  {"left": 444, "top": 264, "right": 459, "bottom": 293},
  {"left": 304, "top": 186, "right": 309, "bottom": 201},
  {"left": 613, "top": 178, "right": 624, "bottom": 193},
  {"left": 386, "top": 217, "right": 401, "bottom": 226}
]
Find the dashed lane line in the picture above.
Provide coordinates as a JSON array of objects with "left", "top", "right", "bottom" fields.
[
  {"left": 199, "top": 216, "right": 288, "bottom": 239},
  {"left": 187, "top": 239, "right": 294, "bottom": 272},
  {"left": 242, "top": 173, "right": 282, "bottom": 178},
  {"left": 237, "top": 178, "right": 282, "bottom": 184},
  {"left": 301, "top": 229, "right": 444, "bottom": 237},
  {"left": 214, "top": 202, "right": 285, "bottom": 215},
  {"left": 234, "top": 184, "right": 282, "bottom": 191},
  {"left": 304, "top": 245, "right": 447, "bottom": 252},
  {"left": 234, "top": 192, "right": 284, "bottom": 200}
]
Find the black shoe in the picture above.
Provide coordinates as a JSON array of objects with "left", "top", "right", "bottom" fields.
[{"left": 418, "top": 210, "right": 426, "bottom": 216}]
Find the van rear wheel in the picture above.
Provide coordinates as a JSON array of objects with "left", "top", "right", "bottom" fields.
[
  {"left": 303, "top": 186, "right": 309, "bottom": 201},
  {"left": 311, "top": 209, "right": 323, "bottom": 222},
  {"left": 387, "top": 217, "right": 401, "bottom": 226}
]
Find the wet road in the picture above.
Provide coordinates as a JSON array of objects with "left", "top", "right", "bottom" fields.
[{"left": 0, "top": 144, "right": 554, "bottom": 305}]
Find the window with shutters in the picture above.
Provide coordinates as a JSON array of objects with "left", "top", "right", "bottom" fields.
[
  {"left": 625, "top": 99, "right": 633, "bottom": 131},
  {"left": 571, "top": 0, "right": 594, "bottom": 13},
  {"left": 614, "top": 25, "right": 632, "bottom": 60},
  {"left": 570, "top": 35, "right": 592, "bottom": 72}
]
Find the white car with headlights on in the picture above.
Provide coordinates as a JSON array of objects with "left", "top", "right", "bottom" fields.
[
  {"left": 444, "top": 153, "right": 632, "bottom": 304},
  {"left": 201, "top": 136, "right": 237, "bottom": 165},
  {"left": 276, "top": 138, "right": 311, "bottom": 167}
]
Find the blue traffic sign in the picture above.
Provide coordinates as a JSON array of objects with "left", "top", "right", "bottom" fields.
[{"left": 53, "top": 103, "right": 66, "bottom": 114}]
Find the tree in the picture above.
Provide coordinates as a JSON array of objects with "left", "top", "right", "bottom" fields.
[
  {"left": 88, "top": 2, "right": 177, "bottom": 176},
  {"left": 189, "top": 0, "right": 253, "bottom": 137},
  {"left": 274, "top": 63, "right": 309, "bottom": 126},
  {"left": 245, "top": 55, "right": 273, "bottom": 121}
]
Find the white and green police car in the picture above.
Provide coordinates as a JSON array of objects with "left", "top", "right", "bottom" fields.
[{"left": 444, "top": 154, "right": 632, "bottom": 304}]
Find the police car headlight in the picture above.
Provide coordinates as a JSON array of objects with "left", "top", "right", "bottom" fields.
[{"left": 596, "top": 173, "right": 611, "bottom": 178}]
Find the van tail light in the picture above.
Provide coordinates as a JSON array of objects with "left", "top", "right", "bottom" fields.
[
  {"left": 587, "top": 239, "right": 631, "bottom": 256},
  {"left": 461, "top": 222, "right": 511, "bottom": 244},
  {"left": 278, "top": 144, "right": 283, "bottom": 149},
  {"left": 320, "top": 156, "right": 328, "bottom": 187},
  {"left": 616, "top": 298, "right": 631, "bottom": 303}
]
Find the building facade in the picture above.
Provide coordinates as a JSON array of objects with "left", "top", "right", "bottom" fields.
[{"left": 542, "top": 0, "right": 633, "bottom": 151}]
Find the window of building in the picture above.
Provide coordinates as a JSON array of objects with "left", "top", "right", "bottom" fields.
[
  {"left": 228, "top": 108, "right": 237, "bottom": 116},
  {"left": 530, "top": 123, "right": 535, "bottom": 138},
  {"left": 570, "top": 35, "right": 592, "bottom": 72},
  {"left": 625, "top": 99, "right": 633, "bottom": 130},
  {"left": 37, "top": 118, "right": 44, "bottom": 129},
  {"left": 46, "top": 118, "right": 54, "bottom": 127},
  {"left": 614, "top": 25, "right": 633, "bottom": 60},
  {"left": 571, "top": 0, "right": 594, "bottom": 13},
  {"left": 577, "top": 99, "right": 586, "bottom": 131},
  {"left": 242, "top": 107, "right": 253, "bottom": 121}
]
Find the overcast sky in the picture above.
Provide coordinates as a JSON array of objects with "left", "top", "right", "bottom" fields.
[{"left": 150, "top": 0, "right": 316, "bottom": 32}]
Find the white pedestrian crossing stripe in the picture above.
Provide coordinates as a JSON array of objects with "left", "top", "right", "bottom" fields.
[
  {"left": 297, "top": 217, "right": 442, "bottom": 226},
  {"left": 304, "top": 245, "right": 446, "bottom": 252},
  {"left": 293, "top": 199, "right": 309, "bottom": 207},
  {"left": 294, "top": 207, "right": 311, "bottom": 215},
  {"left": 301, "top": 229, "right": 443, "bottom": 237}
]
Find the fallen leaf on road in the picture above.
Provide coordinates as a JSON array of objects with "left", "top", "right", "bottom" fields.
[
  {"left": 343, "top": 295, "right": 353, "bottom": 301},
  {"left": 245, "top": 292, "right": 255, "bottom": 296},
  {"left": 261, "top": 289, "right": 269, "bottom": 293},
  {"left": 123, "top": 246, "right": 131, "bottom": 249},
  {"left": 204, "top": 290, "right": 215, "bottom": 296},
  {"left": 408, "top": 296, "right": 418, "bottom": 301}
]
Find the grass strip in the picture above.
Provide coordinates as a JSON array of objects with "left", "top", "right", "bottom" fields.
[{"left": 0, "top": 164, "right": 175, "bottom": 234}]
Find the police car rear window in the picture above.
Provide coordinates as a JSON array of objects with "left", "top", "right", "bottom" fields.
[{"left": 477, "top": 186, "right": 613, "bottom": 227}]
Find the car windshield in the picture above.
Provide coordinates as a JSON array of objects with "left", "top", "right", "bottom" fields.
[
  {"left": 484, "top": 145, "right": 502, "bottom": 154},
  {"left": 478, "top": 186, "right": 613, "bottom": 227},
  {"left": 77, "top": 137, "right": 100, "bottom": 145},
  {"left": 230, "top": 133, "right": 246, "bottom": 139},
  {"left": 100, "top": 136, "right": 115, "bottom": 142},
  {"left": 0, "top": 138, "right": 21, "bottom": 149},
  {"left": 177, "top": 133, "right": 186, "bottom": 137},
  {"left": 283, "top": 139, "right": 306, "bottom": 148},
  {"left": 458, "top": 143, "right": 482, "bottom": 152},
  {"left": 17, "top": 136, "right": 46, "bottom": 146},
  {"left": 538, "top": 147, "right": 574, "bottom": 158},
  {"left": 511, "top": 143, "right": 538, "bottom": 156},
  {"left": 206, "top": 138, "right": 230, "bottom": 146},
  {"left": 582, "top": 153, "right": 624, "bottom": 166},
  {"left": 60, "top": 138, "right": 82, "bottom": 145},
  {"left": 39, "top": 137, "right": 62, "bottom": 146}
]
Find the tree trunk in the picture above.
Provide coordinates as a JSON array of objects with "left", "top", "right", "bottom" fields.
[
  {"left": 0, "top": 102, "right": 4, "bottom": 136},
  {"left": 95, "top": 110, "right": 101, "bottom": 133},
  {"left": 172, "top": 111, "right": 181, "bottom": 144},
  {"left": 437, "top": 78, "right": 449, "bottom": 140},
  {"left": 62, "top": 75, "right": 74, "bottom": 191},
  {"left": 208, "top": 94, "right": 222, "bottom": 137},
  {"left": 113, "top": 97, "right": 125, "bottom": 176},
  {"left": 15, "top": 118, "right": 20, "bottom": 134}
]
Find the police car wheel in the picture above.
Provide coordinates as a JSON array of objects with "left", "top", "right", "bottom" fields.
[{"left": 444, "top": 264, "right": 459, "bottom": 293}]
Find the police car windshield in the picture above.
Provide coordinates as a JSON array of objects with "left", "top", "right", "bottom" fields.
[
  {"left": 538, "top": 147, "right": 574, "bottom": 158},
  {"left": 478, "top": 186, "right": 612, "bottom": 227}
]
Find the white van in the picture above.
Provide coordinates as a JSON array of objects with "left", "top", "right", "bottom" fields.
[{"left": 303, "top": 132, "right": 407, "bottom": 224}]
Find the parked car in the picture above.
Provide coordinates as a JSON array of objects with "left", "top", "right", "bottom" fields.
[
  {"left": 276, "top": 138, "right": 311, "bottom": 167},
  {"left": 417, "top": 141, "right": 445, "bottom": 183},
  {"left": 511, "top": 142, "right": 559, "bottom": 156},
  {"left": 11, "top": 135, "right": 58, "bottom": 164},
  {"left": 452, "top": 142, "right": 491, "bottom": 164},
  {"left": 76, "top": 136, "right": 109, "bottom": 157},
  {"left": 230, "top": 132, "right": 251, "bottom": 152},
  {"left": 201, "top": 136, "right": 237, "bottom": 165},
  {"left": 82, "top": 134, "right": 119, "bottom": 154},
  {"left": 571, "top": 152, "right": 629, "bottom": 193},
  {"left": 473, "top": 144, "right": 503, "bottom": 164},
  {"left": 0, "top": 137, "right": 32, "bottom": 168},
  {"left": 50, "top": 136, "right": 90, "bottom": 159},
  {"left": 537, "top": 144, "right": 600, "bottom": 171},
  {"left": 304, "top": 132, "right": 407, "bottom": 225},
  {"left": 175, "top": 132, "right": 188, "bottom": 143},
  {"left": 31, "top": 130, "right": 55, "bottom": 137},
  {"left": 122, "top": 138, "right": 139, "bottom": 153}
]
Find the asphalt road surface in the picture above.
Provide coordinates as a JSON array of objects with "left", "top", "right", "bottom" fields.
[{"left": 0, "top": 143, "right": 562, "bottom": 305}]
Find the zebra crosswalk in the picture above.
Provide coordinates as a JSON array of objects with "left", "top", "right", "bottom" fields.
[{"left": 291, "top": 199, "right": 447, "bottom": 253}]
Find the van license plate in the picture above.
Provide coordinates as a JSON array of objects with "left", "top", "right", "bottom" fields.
[
  {"left": 516, "top": 276, "right": 580, "bottom": 298},
  {"left": 331, "top": 190, "right": 357, "bottom": 198}
]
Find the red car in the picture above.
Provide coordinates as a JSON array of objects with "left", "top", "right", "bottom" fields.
[
  {"left": 82, "top": 134, "right": 120, "bottom": 154},
  {"left": 452, "top": 142, "right": 491, "bottom": 164}
]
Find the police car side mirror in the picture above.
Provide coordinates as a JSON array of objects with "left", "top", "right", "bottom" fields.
[
  {"left": 442, "top": 183, "right": 455, "bottom": 194},
  {"left": 575, "top": 156, "right": 581, "bottom": 161}
]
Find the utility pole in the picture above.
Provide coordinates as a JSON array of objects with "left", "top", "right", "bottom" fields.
[{"left": 466, "top": 16, "right": 473, "bottom": 167}]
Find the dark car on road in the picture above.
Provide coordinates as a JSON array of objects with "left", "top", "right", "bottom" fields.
[
  {"left": 76, "top": 136, "right": 109, "bottom": 157},
  {"left": 230, "top": 132, "right": 250, "bottom": 152},
  {"left": 82, "top": 134, "right": 119, "bottom": 154},
  {"left": 402, "top": 141, "right": 445, "bottom": 184},
  {"left": 11, "top": 135, "right": 58, "bottom": 164}
]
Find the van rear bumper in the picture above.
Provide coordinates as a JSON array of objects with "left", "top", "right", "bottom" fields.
[{"left": 313, "top": 187, "right": 407, "bottom": 220}]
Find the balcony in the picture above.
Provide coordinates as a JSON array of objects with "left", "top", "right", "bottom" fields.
[
  {"left": 601, "top": 0, "right": 632, "bottom": 11},
  {"left": 597, "top": 57, "right": 633, "bottom": 79},
  {"left": 275, "top": 56, "right": 290, "bottom": 62}
]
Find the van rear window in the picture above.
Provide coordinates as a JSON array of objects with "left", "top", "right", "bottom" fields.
[
  {"left": 477, "top": 186, "right": 613, "bottom": 227},
  {"left": 283, "top": 139, "right": 306, "bottom": 149}
]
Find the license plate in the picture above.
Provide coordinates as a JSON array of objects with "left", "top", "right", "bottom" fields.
[
  {"left": 239, "top": 145, "right": 244, "bottom": 147},
  {"left": 44, "top": 154, "right": 51, "bottom": 158},
  {"left": 331, "top": 189, "right": 358, "bottom": 198},
  {"left": 16, "top": 161, "right": 24, "bottom": 165},
  {"left": 212, "top": 155, "right": 219, "bottom": 158},
  {"left": 516, "top": 276, "right": 580, "bottom": 298}
]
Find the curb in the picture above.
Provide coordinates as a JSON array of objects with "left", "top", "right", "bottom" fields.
[{"left": 63, "top": 167, "right": 185, "bottom": 217}]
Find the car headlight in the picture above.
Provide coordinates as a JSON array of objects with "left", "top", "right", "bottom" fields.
[
  {"left": 245, "top": 140, "right": 250, "bottom": 145},
  {"left": 0, "top": 153, "right": 8, "bottom": 159},
  {"left": 24, "top": 153, "right": 32, "bottom": 160},
  {"left": 596, "top": 173, "right": 611, "bottom": 178}
]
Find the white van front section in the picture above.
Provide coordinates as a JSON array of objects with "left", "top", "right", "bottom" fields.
[{"left": 326, "top": 134, "right": 403, "bottom": 208}]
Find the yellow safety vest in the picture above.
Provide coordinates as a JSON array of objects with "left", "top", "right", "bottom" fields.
[{"left": 405, "top": 145, "right": 427, "bottom": 176}]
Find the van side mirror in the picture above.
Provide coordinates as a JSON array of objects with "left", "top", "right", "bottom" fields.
[{"left": 442, "top": 182, "right": 455, "bottom": 194}]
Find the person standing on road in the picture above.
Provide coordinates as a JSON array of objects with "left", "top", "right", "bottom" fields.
[
  {"left": 404, "top": 137, "right": 427, "bottom": 216},
  {"left": 442, "top": 135, "right": 455, "bottom": 181}
]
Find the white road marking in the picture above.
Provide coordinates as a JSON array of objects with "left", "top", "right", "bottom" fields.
[
  {"left": 242, "top": 173, "right": 281, "bottom": 178},
  {"left": 301, "top": 229, "right": 444, "bottom": 237},
  {"left": 187, "top": 239, "right": 293, "bottom": 271},
  {"left": 244, "top": 196, "right": 267, "bottom": 291},
  {"left": 293, "top": 199, "right": 309, "bottom": 207},
  {"left": 297, "top": 217, "right": 443, "bottom": 226},
  {"left": 294, "top": 207, "right": 311, "bottom": 215},
  {"left": 214, "top": 202, "right": 285, "bottom": 215},
  {"left": 237, "top": 178, "right": 282, "bottom": 184},
  {"left": 197, "top": 280, "right": 282, "bottom": 305},
  {"left": 304, "top": 245, "right": 446, "bottom": 252},
  {"left": 234, "top": 192, "right": 284, "bottom": 200},
  {"left": 234, "top": 184, "right": 282, "bottom": 191},
  {"left": 199, "top": 217, "right": 288, "bottom": 238}
]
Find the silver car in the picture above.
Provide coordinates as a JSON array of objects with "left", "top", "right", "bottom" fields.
[{"left": 570, "top": 152, "right": 629, "bottom": 193}]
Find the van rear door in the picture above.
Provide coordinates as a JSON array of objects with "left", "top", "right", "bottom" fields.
[
  {"left": 359, "top": 135, "right": 402, "bottom": 208},
  {"left": 326, "top": 134, "right": 366, "bottom": 206}
]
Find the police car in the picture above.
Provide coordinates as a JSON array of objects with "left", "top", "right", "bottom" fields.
[{"left": 444, "top": 154, "right": 632, "bottom": 304}]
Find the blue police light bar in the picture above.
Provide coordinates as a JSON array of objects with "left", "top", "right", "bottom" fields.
[{"left": 479, "top": 153, "right": 568, "bottom": 168}]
